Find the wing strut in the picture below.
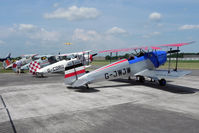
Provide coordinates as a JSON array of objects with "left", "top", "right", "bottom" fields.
[
  {"left": 87, "top": 52, "right": 90, "bottom": 65},
  {"left": 174, "top": 47, "right": 179, "bottom": 71},
  {"left": 110, "top": 52, "right": 112, "bottom": 63},
  {"left": 83, "top": 52, "right": 85, "bottom": 65},
  {"left": 168, "top": 48, "right": 172, "bottom": 73}
]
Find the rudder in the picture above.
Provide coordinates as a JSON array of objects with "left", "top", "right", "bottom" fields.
[
  {"left": 29, "top": 60, "right": 41, "bottom": 75},
  {"left": 64, "top": 66, "right": 86, "bottom": 85}
]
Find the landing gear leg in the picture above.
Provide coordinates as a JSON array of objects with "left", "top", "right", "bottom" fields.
[
  {"left": 139, "top": 76, "right": 145, "bottom": 83},
  {"left": 85, "top": 84, "right": 89, "bottom": 89},
  {"left": 150, "top": 78, "right": 155, "bottom": 82},
  {"left": 159, "top": 79, "right": 166, "bottom": 86},
  {"left": 36, "top": 73, "right": 44, "bottom": 78},
  {"left": 128, "top": 76, "right": 131, "bottom": 80}
]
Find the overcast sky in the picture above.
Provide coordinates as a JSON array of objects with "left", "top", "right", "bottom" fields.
[{"left": 0, "top": 0, "right": 199, "bottom": 57}]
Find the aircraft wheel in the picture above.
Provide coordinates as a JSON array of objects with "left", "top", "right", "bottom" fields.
[
  {"left": 35, "top": 72, "right": 39, "bottom": 77},
  {"left": 159, "top": 79, "right": 166, "bottom": 86},
  {"left": 139, "top": 76, "right": 145, "bottom": 83},
  {"left": 36, "top": 73, "right": 44, "bottom": 78},
  {"left": 85, "top": 84, "right": 89, "bottom": 89}
]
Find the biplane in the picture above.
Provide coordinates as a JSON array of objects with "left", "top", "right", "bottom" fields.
[
  {"left": 29, "top": 54, "right": 59, "bottom": 75},
  {"left": 64, "top": 42, "right": 193, "bottom": 88},
  {"left": 29, "top": 51, "right": 97, "bottom": 77},
  {"left": 3, "top": 54, "right": 38, "bottom": 72}
]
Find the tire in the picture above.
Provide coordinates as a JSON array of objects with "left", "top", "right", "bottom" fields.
[
  {"left": 139, "top": 76, "right": 145, "bottom": 83},
  {"left": 159, "top": 79, "right": 166, "bottom": 86}
]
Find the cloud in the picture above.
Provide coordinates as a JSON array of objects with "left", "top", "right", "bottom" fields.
[
  {"left": 44, "top": 6, "right": 100, "bottom": 21},
  {"left": 72, "top": 28, "right": 101, "bottom": 41},
  {"left": 18, "top": 24, "right": 37, "bottom": 31},
  {"left": 143, "top": 31, "right": 161, "bottom": 38},
  {"left": 53, "top": 3, "right": 59, "bottom": 8},
  {"left": 0, "top": 40, "right": 5, "bottom": 45},
  {"left": 179, "top": 24, "right": 199, "bottom": 30},
  {"left": 106, "top": 27, "right": 127, "bottom": 35},
  {"left": 149, "top": 12, "right": 162, "bottom": 21},
  {"left": 11, "top": 24, "right": 60, "bottom": 41},
  {"left": 29, "top": 28, "right": 60, "bottom": 41}
]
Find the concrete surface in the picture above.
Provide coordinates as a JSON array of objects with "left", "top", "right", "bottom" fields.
[{"left": 0, "top": 71, "right": 199, "bottom": 133}]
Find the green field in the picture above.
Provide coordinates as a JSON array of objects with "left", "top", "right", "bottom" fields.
[{"left": 160, "top": 60, "right": 199, "bottom": 70}]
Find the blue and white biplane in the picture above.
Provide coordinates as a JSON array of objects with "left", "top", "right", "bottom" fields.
[{"left": 64, "top": 42, "right": 193, "bottom": 88}]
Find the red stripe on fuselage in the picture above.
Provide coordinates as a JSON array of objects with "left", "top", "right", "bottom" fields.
[
  {"left": 96, "top": 59, "right": 127, "bottom": 72},
  {"left": 64, "top": 69, "right": 85, "bottom": 78}
]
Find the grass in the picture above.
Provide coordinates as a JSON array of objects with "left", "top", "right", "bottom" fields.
[
  {"left": 160, "top": 60, "right": 199, "bottom": 70},
  {"left": 91, "top": 60, "right": 116, "bottom": 66}
]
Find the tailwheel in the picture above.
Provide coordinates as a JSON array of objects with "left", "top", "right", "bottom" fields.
[
  {"left": 138, "top": 76, "right": 145, "bottom": 83},
  {"left": 159, "top": 79, "right": 166, "bottom": 86}
]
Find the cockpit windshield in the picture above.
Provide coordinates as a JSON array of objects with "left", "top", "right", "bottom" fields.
[{"left": 48, "top": 56, "right": 57, "bottom": 64}]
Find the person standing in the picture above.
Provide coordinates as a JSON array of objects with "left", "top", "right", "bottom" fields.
[{"left": 16, "top": 60, "right": 22, "bottom": 74}]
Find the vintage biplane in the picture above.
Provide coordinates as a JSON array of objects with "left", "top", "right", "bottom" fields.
[
  {"left": 3, "top": 54, "right": 38, "bottom": 72},
  {"left": 64, "top": 42, "right": 193, "bottom": 88},
  {"left": 29, "top": 51, "right": 97, "bottom": 77},
  {"left": 29, "top": 54, "right": 59, "bottom": 75}
]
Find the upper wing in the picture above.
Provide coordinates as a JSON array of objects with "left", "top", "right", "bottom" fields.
[
  {"left": 135, "top": 69, "right": 191, "bottom": 80},
  {"left": 21, "top": 54, "right": 38, "bottom": 58},
  {"left": 58, "top": 50, "right": 92, "bottom": 57},
  {"left": 158, "top": 41, "right": 195, "bottom": 47},
  {"left": 98, "top": 41, "right": 194, "bottom": 53}
]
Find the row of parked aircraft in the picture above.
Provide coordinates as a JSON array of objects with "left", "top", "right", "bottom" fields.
[
  {"left": 1, "top": 51, "right": 96, "bottom": 75},
  {"left": 0, "top": 42, "right": 193, "bottom": 88}
]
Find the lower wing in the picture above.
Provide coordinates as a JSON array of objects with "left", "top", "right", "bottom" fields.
[{"left": 135, "top": 69, "right": 191, "bottom": 80}]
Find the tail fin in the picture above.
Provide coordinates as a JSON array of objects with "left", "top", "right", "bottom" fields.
[
  {"left": 6, "top": 53, "right": 11, "bottom": 59},
  {"left": 64, "top": 66, "right": 86, "bottom": 85},
  {"left": 29, "top": 60, "right": 41, "bottom": 75},
  {"left": 2, "top": 59, "right": 11, "bottom": 69}
]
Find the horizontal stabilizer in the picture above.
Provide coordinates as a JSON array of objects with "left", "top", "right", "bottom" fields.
[
  {"left": 135, "top": 69, "right": 191, "bottom": 79},
  {"left": 72, "top": 75, "right": 88, "bottom": 87}
]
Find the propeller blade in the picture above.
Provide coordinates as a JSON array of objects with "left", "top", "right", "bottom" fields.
[{"left": 92, "top": 53, "right": 98, "bottom": 57}]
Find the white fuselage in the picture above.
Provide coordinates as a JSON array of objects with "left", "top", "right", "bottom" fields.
[
  {"left": 71, "top": 58, "right": 155, "bottom": 87},
  {"left": 37, "top": 54, "right": 92, "bottom": 74}
]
